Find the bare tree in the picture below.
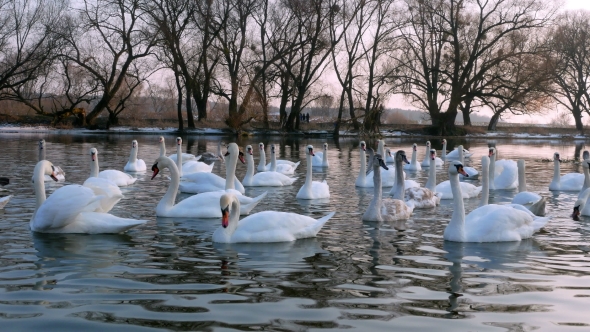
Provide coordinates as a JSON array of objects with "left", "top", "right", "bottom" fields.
[
  {"left": 548, "top": 11, "right": 590, "bottom": 131},
  {"left": 392, "top": 0, "right": 556, "bottom": 135},
  {"left": 58, "top": 0, "right": 159, "bottom": 126}
]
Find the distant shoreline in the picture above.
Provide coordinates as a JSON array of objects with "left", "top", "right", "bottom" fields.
[{"left": 0, "top": 123, "right": 586, "bottom": 141}]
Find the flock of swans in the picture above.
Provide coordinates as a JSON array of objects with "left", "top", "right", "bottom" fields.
[{"left": 5, "top": 137, "right": 590, "bottom": 244}]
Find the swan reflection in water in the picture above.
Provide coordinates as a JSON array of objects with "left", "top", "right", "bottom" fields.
[
  {"left": 442, "top": 240, "right": 545, "bottom": 315},
  {"left": 213, "top": 237, "right": 329, "bottom": 275},
  {"left": 32, "top": 232, "right": 137, "bottom": 289}
]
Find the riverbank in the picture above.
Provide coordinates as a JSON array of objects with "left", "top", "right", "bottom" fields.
[{"left": 0, "top": 120, "right": 585, "bottom": 140}]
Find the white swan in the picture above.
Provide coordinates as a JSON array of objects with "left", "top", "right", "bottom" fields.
[
  {"left": 357, "top": 142, "right": 401, "bottom": 187},
  {"left": 242, "top": 145, "right": 297, "bottom": 186},
  {"left": 311, "top": 142, "right": 330, "bottom": 167},
  {"left": 488, "top": 147, "right": 518, "bottom": 190},
  {"left": 212, "top": 193, "right": 335, "bottom": 243},
  {"left": 158, "top": 136, "right": 200, "bottom": 164},
  {"left": 258, "top": 143, "right": 299, "bottom": 172},
  {"left": 406, "top": 150, "right": 441, "bottom": 208},
  {"left": 443, "top": 139, "right": 473, "bottom": 160},
  {"left": 296, "top": 145, "right": 330, "bottom": 199},
  {"left": 403, "top": 144, "right": 422, "bottom": 171},
  {"left": 37, "top": 139, "right": 66, "bottom": 181},
  {"left": 478, "top": 156, "right": 549, "bottom": 224},
  {"left": 387, "top": 149, "right": 421, "bottom": 202},
  {"left": 89, "top": 148, "right": 137, "bottom": 186},
  {"left": 435, "top": 150, "right": 481, "bottom": 200},
  {"left": 511, "top": 159, "right": 546, "bottom": 216},
  {"left": 269, "top": 144, "right": 299, "bottom": 175},
  {"left": 174, "top": 137, "right": 213, "bottom": 176},
  {"left": 377, "top": 140, "right": 386, "bottom": 158},
  {"left": 385, "top": 148, "right": 395, "bottom": 163},
  {"left": 572, "top": 160, "right": 590, "bottom": 219},
  {"left": 179, "top": 143, "right": 245, "bottom": 194},
  {"left": 30, "top": 160, "right": 146, "bottom": 234},
  {"left": 123, "top": 140, "right": 147, "bottom": 172},
  {"left": 363, "top": 153, "right": 414, "bottom": 221},
  {"left": 458, "top": 145, "right": 479, "bottom": 179},
  {"left": 420, "top": 141, "right": 443, "bottom": 167},
  {"left": 200, "top": 141, "right": 225, "bottom": 162},
  {"left": 549, "top": 152, "right": 584, "bottom": 191},
  {"left": 151, "top": 155, "right": 267, "bottom": 218},
  {"left": 443, "top": 160, "right": 548, "bottom": 242}
]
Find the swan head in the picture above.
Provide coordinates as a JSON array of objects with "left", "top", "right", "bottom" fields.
[
  {"left": 158, "top": 136, "right": 164, "bottom": 143},
  {"left": 442, "top": 138, "right": 447, "bottom": 144},
  {"left": 259, "top": 142, "right": 264, "bottom": 150},
  {"left": 373, "top": 153, "right": 388, "bottom": 170},
  {"left": 426, "top": 141, "right": 431, "bottom": 148},
  {"left": 323, "top": 143, "right": 328, "bottom": 151},
  {"left": 306, "top": 145, "right": 315, "bottom": 156},
  {"left": 271, "top": 144, "right": 276, "bottom": 154},
  {"left": 225, "top": 143, "right": 245, "bottom": 164},
  {"left": 360, "top": 141, "right": 366, "bottom": 151},
  {"left": 386, "top": 148, "right": 392, "bottom": 157},
  {"left": 449, "top": 161, "right": 469, "bottom": 177},
  {"left": 176, "top": 137, "right": 182, "bottom": 145},
  {"left": 90, "top": 148, "right": 98, "bottom": 161},
  {"left": 132, "top": 140, "right": 138, "bottom": 148},
  {"left": 395, "top": 150, "right": 410, "bottom": 164},
  {"left": 488, "top": 147, "right": 496, "bottom": 157},
  {"left": 584, "top": 150, "right": 589, "bottom": 160},
  {"left": 412, "top": 143, "right": 417, "bottom": 151},
  {"left": 38, "top": 139, "right": 45, "bottom": 150},
  {"left": 246, "top": 145, "right": 253, "bottom": 155},
  {"left": 151, "top": 161, "right": 160, "bottom": 179},
  {"left": 573, "top": 205, "right": 581, "bottom": 220},
  {"left": 33, "top": 160, "right": 59, "bottom": 182},
  {"left": 554, "top": 152, "right": 561, "bottom": 162},
  {"left": 220, "top": 194, "right": 234, "bottom": 228},
  {"left": 430, "top": 148, "right": 436, "bottom": 160}
]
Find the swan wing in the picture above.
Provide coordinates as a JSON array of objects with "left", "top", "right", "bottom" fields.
[
  {"left": 57, "top": 212, "right": 146, "bottom": 234},
  {"left": 464, "top": 204, "right": 535, "bottom": 242},
  {"left": 99, "top": 170, "right": 136, "bottom": 186},
  {"left": 32, "top": 185, "right": 104, "bottom": 231},
  {"left": 560, "top": 173, "right": 584, "bottom": 191},
  {"left": 83, "top": 177, "right": 123, "bottom": 212},
  {"left": 251, "top": 172, "right": 297, "bottom": 186},
  {"left": 0, "top": 195, "right": 12, "bottom": 209}
]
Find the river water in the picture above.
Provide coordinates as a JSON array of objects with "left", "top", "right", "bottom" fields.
[{"left": 0, "top": 133, "right": 589, "bottom": 331}]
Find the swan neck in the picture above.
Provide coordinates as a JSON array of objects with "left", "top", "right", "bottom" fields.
[
  {"left": 258, "top": 149, "right": 266, "bottom": 170},
  {"left": 447, "top": 172, "right": 466, "bottom": 239},
  {"left": 584, "top": 165, "right": 590, "bottom": 190},
  {"left": 426, "top": 157, "right": 436, "bottom": 191},
  {"left": 38, "top": 147, "right": 45, "bottom": 161},
  {"left": 458, "top": 147, "right": 464, "bottom": 163},
  {"left": 224, "top": 197, "right": 241, "bottom": 238},
  {"left": 90, "top": 155, "right": 99, "bottom": 178},
  {"left": 518, "top": 161, "right": 526, "bottom": 192},
  {"left": 392, "top": 155, "right": 405, "bottom": 199},
  {"left": 33, "top": 161, "right": 47, "bottom": 212},
  {"left": 129, "top": 146, "right": 138, "bottom": 163},
  {"left": 244, "top": 153, "right": 254, "bottom": 182},
  {"left": 225, "top": 149, "right": 238, "bottom": 190},
  {"left": 411, "top": 150, "right": 417, "bottom": 165},
  {"left": 305, "top": 153, "right": 313, "bottom": 187},
  {"left": 158, "top": 158, "right": 180, "bottom": 211},
  {"left": 442, "top": 141, "right": 447, "bottom": 158},
  {"left": 365, "top": 163, "right": 382, "bottom": 221},
  {"left": 358, "top": 149, "right": 366, "bottom": 183},
  {"left": 479, "top": 158, "right": 490, "bottom": 207},
  {"left": 323, "top": 148, "right": 327, "bottom": 164},
  {"left": 159, "top": 142, "right": 166, "bottom": 157},
  {"left": 489, "top": 154, "right": 496, "bottom": 189},
  {"left": 553, "top": 159, "right": 560, "bottom": 182},
  {"left": 270, "top": 150, "right": 277, "bottom": 172}
]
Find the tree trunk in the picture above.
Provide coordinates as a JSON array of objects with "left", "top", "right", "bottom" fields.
[
  {"left": 487, "top": 111, "right": 501, "bottom": 131},
  {"left": 461, "top": 98, "right": 472, "bottom": 126},
  {"left": 572, "top": 106, "right": 584, "bottom": 132},
  {"left": 333, "top": 89, "right": 346, "bottom": 136},
  {"left": 175, "top": 74, "right": 184, "bottom": 131},
  {"left": 432, "top": 111, "right": 458, "bottom": 135}
]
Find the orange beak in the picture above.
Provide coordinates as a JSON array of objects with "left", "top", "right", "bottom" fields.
[
  {"left": 221, "top": 208, "right": 229, "bottom": 228},
  {"left": 151, "top": 164, "right": 160, "bottom": 180}
]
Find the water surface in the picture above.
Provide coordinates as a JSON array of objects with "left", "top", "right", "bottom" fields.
[{"left": 1, "top": 133, "right": 589, "bottom": 331}]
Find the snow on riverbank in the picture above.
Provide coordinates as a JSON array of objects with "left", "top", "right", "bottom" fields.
[{"left": 0, "top": 123, "right": 586, "bottom": 140}]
